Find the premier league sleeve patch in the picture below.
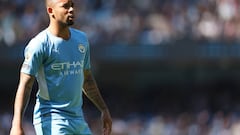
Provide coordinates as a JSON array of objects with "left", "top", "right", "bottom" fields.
[
  {"left": 21, "top": 50, "right": 32, "bottom": 70},
  {"left": 21, "top": 41, "right": 44, "bottom": 76},
  {"left": 24, "top": 51, "right": 32, "bottom": 63}
]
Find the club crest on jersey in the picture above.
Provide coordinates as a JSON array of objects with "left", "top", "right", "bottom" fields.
[{"left": 78, "top": 44, "right": 85, "bottom": 53}]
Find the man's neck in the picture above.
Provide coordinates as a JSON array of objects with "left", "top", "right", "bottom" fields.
[{"left": 48, "top": 24, "right": 70, "bottom": 40}]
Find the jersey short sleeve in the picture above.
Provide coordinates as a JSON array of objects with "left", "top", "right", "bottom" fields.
[{"left": 21, "top": 38, "right": 44, "bottom": 76}]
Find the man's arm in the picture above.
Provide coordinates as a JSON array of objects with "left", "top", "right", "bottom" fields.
[
  {"left": 10, "top": 72, "right": 35, "bottom": 135},
  {"left": 83, "top": 69, "right": 112, "bottom": 135}
]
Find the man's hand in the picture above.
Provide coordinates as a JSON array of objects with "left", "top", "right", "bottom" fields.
[
  {"left": 101, "top": 109, "right": 112, "bottom": 135},
  {"left": 10, "top": 125, "right": 24, "bottom": 135}
]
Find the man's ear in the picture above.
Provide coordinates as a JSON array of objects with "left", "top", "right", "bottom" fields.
[
  {"left": 47, "top": 7, "right": 55, "bottom": 18},
  {"left": 47, "top": 7, "right": 53, "bottom": 13}
]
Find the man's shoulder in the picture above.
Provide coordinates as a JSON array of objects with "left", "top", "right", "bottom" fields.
[
  {"left": 33, "top": 29, "right": 49, "bottom": 43},
  {"left": 70, "top": 28, "right": 87, "bottom": 38},
  {"left": 26, "top": 29, "right": 49, "bottom": 50}
]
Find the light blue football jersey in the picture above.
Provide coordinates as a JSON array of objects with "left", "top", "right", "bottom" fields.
[{"left": 21, "top": 28, "right": 91, "bottom": 124}]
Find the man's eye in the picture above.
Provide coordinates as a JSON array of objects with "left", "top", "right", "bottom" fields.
[
  {"left": 63, "top": 3, "right": 74, "bottom": 9},
  {"left": 63, "top": 4, "right": 70, "bottom": 9}
]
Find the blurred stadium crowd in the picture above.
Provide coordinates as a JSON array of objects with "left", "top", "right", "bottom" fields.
[
  {"left": 1, "top": 0, "right": 240, "bottom": 47},
  {"left": 2, "top": 110, "right": 240, "bottom": 135},
  {"left": 2, "top": 0, "right": 240, "bottom": 135}
]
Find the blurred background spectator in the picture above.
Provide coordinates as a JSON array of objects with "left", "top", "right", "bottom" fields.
[
  {"left": 0, "top": 0, "right": 240, "bottom": 47},
  {"left": 2, "top": 0, "right": 240, "bottom": 135}
]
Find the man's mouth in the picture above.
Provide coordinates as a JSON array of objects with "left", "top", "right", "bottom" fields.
[
  {"left": 68, "top": 14, "right": 74, "bottom": 19},
  {"left": 69, "top": 16, "right": 74, "bottom": 19}
]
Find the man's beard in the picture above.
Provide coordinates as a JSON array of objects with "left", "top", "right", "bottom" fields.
[{"left": 67, "top": 20, "right": 74, "bottom": 26}]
